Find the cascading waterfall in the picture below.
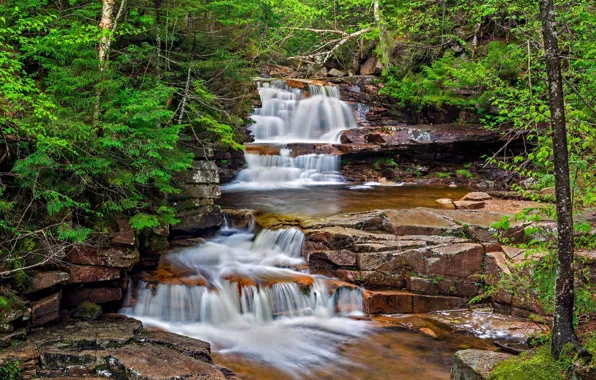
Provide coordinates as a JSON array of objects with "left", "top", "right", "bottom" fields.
[
  {"left": 124, "top": 225, "right": 368, "bottom": 374},
  {"left": 224, "top": 148, "right": 344, "bottom": 190},
  {"left": 223, "top": 79, "right": 356, "bottom": 190},
  {"left": 250, "top": 80, "right": 356, "bottom": 143}
]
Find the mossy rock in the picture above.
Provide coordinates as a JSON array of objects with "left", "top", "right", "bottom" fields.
[{"left": 72, "top": 301, "right": 102, "bottom": 321}]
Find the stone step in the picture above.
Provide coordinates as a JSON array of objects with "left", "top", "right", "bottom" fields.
[{"left": 363, "top": 290, "right": 468, "bottom": 314}]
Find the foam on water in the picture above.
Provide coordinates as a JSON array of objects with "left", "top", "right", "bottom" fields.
[
  {"left": 250, "top": 80, "right": 356, "bottom": 144},
  {"left": 123, "top": 226, "right": 368, "bottom": 375},
  {"left": 222, "top": 148, "right": 345, "bottom": 190}
]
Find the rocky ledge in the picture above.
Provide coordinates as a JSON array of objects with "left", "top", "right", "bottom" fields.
[
  {"left": 300, "top": 206, "right": 549, "bottom": 317},
  {"left": 0, "top": 315, "right": 234, "bottom": 380}
]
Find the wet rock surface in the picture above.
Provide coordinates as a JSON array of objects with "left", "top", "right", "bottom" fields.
[
  {"left": 450, "top": 349, "right": 511, "bottom": 380},
  {"left": 7, "top": 315, "right": 233, "bottom": 379}
]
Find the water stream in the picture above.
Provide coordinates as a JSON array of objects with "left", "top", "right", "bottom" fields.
[{"left": 124, "top": 79, "right": 512, "bottom": 379}]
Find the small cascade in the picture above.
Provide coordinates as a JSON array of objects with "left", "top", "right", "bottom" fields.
[
  {"left": 330, "top": 287, "right": 365, "bottom": 316},
  {"left": 250, "top": 80, "right": 357, "bottom": 143},
  {"left": 223, "top": 148, "right": 344, "bottom": 190},
  {"left": 124, "top": 225, "right": 370, "bottom": 374}
]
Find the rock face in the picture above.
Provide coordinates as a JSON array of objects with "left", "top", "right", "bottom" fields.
[
  {"left": 10, "top": 315, "right": 233, "bottom": 379},
  {"left": 171, "top": 155, "right": 225, "bottom": 236},
  {"left": 304, "top": 207, "right": 536, "bottom": 313},
  {"left": 450, "top": 349, "right": 511, "bottom": 380}
]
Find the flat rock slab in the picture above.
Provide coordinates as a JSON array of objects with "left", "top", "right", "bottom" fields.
[
  {"left": 451, "top": 349, "right": 511, "bottom": 380},
  {"left": 364, "top": 290, "right": 467, "bottom": 314},
  {"left": 27, "top": 316, "right": 231, "bottom": 379}
]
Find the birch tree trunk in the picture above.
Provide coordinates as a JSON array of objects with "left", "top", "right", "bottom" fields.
[{"left": 539, "top": 0, "right": 578, "bottom": 358}]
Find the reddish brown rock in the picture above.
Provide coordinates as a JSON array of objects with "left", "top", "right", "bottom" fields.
[
  {"left": 63, "top": 288, "right": 122, "bottom": 308},
  {"left": 0, "top": 340, "right": 37, "bottom": 379},
  {"left": 359, "top": 55, "right": 382, "bottom": 75},
  {"left": 453, "top": 200, "right": 485, "bottom": 210},
  {"left": 68, "top": 246, "right": 139, "bottom": 268},
  {"left": 427, "top": 243, "right": 485, "bottom": 278},
  {"left": 412, "top": 294, "right": 468, "bottom": 313},
  {"left": 406, "top": 276, "right": 479, "bottom": 297},
  {"left": 32, "top": 292, "right": 61, "bottom": 327},
  {"left": 25, "top": 270, "right": 70, "bottom": 293},
  {"left": 68, "top": 265, "right": 121, "bottom": 284},
  {"left": 365, "top": 290, "right": 413, "bottom": 314},
  {"left": 111, "top": 218, "right": 135, "bottom": 246},
  {"left": 309, "top": 250, "right": 357, "bottom": 268},
  {"left": 484, "top": 251, "right": 511, "bottom": 285},
  {"left": 461, "top": 192, "right": 492, "bottom": 202}
]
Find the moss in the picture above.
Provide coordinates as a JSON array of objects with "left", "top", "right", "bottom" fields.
[
  {"left": 455, "top": 169, "right": 473, "bottom": 179},
  {"left": 489, "top": 344, "right": 567, "bottom": 380},
  {"left": 434, "top": 172, "right": 451, "bottom": 178}
]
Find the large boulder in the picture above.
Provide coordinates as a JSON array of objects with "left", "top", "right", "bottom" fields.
[
  {"left": 450, "top": 349, "right": 511, "bottom": 380},
  {"left": 28, "top": 316, "right": 231, "bottom": 379},
  {"left": 31, "top": 292, "right": 61, "bottom": 327}
]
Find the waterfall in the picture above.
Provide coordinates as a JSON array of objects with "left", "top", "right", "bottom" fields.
[
  {"left": 223, "top": 148, "right": 344, "bottom": 190},
  {"left": 250, "top": 80, "right": 356, "bottom": 143},
  {"left": 124, "top": 225, "right": 369, "bottom": 374}
]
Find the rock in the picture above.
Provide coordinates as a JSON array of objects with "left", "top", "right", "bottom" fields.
[
  {"left": 454, "top": 201, "right": 486, "bottom": 210},
  {"left": 31, "top": 292, "right": 61, "bottom": 327},
  {"left": 174, "top": 184, "right": 221, "bottom": 200},
  {"left": 172, "top": 205, "right": 224, "bottom": 235},
  {"left": 222, "top": 208, "right": 256, "bottom": 229},
  {"left": 359, "top": 55, "right": 382, "bottom": 75},
  {"left": 328, "top": 68, "right": 347, "bottom": 77},
  {"left": 365, "top": 290, "right": 468, "bottom": 314},
  {"left": 29, "top": 315, "right": 142, "bottom": 350},
  {"left": 29, "top": 316, "right": 231, "bottom": 379},
  {"left": 427, "top": 243, "right": 485, "bottom": 277},
  {"left": 25, "top": 270, "right": 70, "bottom": 293},
  {"left": 0, "top": 323, "right": 14, "bottom": 333},
  {"left": 68, "top": 246, "right": 139, "bottom": 269},
  {"left": 63, "top": 287, "right": 122, "bottom": 308},
  {"left": 67, "top": 265, "right": 121, "bottom": 284},
  {"left": 0, "top": 309, "right": 24, "bottom": 324},
  {"left": 72, "top": 301, "right": 102, "bottom": 320},
  {"left": 461, "top": 192, "right": 492, "bottom": 202},
  {"left": 111, "top": 217, "right": 135, "bottom": 245},
  {"left": 406, "top": 276, "right": 479, "bottom": 297},
  {"left": 365, "top": 290, "right": 413, "bottom": 314},
  {"left": 436, "top": 198, "right": 454, "bottom": 205},
  {"left": 134, "top": 328, "right": 212, "bottom": 363},
  {"left": 105, "top": 343, "right": 226, "bottom": 380},
  {"left": 520, "top": 177, "right": 536, "bottom": 189},
  {"left": 540, "top": 187, "right": 555, "bottom": 196},
  {"left": 484, "top": 251, "right": 511, "bottom": 285},
  {"left": 450, "top": 349, "right": 511, "bottom": 380},
  {"left": 0, "top": 340, "right": 37, "bottom": 379},
  {"left": 314, "top": 66, "right": 328, "bottom": 77},
  {"left": 186, "top": 160, "right": 220, "bottom": 184},
  {"left": 309, "top": 250, "right": 357, "bottom": 268},
  {"left": 501, "top": 245, "right": 524, "bottom": 260},
  {"left": 384, "top": 208, "right": 459, "bottom": 235},
  {"left": 420, "top": 327, "right": 437, "bottom": 338},
  {"left": 0, "top": 328, "right": 27, "bottom": 348}
]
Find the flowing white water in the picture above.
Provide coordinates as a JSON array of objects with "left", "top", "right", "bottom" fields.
[
  {"left": 250, "top": 80, "right": 357, "bottom": 143},
  {"left": 124, "top": 226, "right": 368, "bottom": 375},
  {"left": 223, "top": 148, "right": 344, "bottom": 190}
]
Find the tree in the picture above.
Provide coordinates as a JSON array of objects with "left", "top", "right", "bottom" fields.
[{"left": 538, "top": 0, "right": 579, "bottom": 357}]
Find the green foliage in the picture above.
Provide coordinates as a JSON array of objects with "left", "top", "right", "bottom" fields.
[
  {"left": 0, "top": 360, "right": 22, "bottom": 380},
  {"left": 489, "top": 343, "right": 567, "bottom": 380},
  {"left": 434, "top": 172, "right": 451, "bottom": 179},
  {"left": 0, "top": 0, "right": 257, "bottom": 280},
  {"left": 372, "top": 157, "right": 398, "bottom": 170},
  {"left": 455, "top": 169, "right": 472, "bottom": 179}
]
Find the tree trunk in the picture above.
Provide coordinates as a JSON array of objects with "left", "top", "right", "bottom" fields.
[
  {"left": 539, "top": 0, "right": 578, "bottom": 358},
  {"left": 98, "top": 0, "right": 116, "bottom": 71}
]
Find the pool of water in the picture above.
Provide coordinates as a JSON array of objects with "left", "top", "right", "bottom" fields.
[
  {"left": 213, "top": 316, "right": 496, "bottom": 380},
  {"left": 218, "top": 184, "right": 470, "bottom": 218}
]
